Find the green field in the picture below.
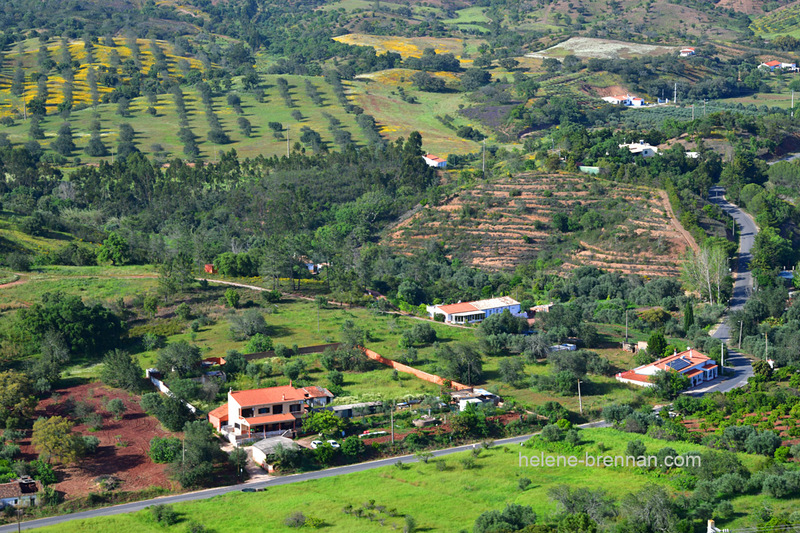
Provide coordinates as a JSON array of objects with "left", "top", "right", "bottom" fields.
[
  {"left": 0, "top": 267, "right": 656, "bottom": 410},
  {"left": 442, "top": 6, "right": 491, "bottom": 32},
  {"left": 34, "top": 427, "right": 792, "bottom": 532},
  {"left": 751, "top": 3, "right": 800, "bottom": 38},
  {"left": 350, "top": 69, "right": 481, "bottom": 156},
  {"left": 0, "top": 265, "right": 158, "bottom": 310},
  {"left": 0, "top": 74, "right": 370, "bottom": 161}
]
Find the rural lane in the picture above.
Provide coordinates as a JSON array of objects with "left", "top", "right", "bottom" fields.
[
  {"left": 686, "top": 186, "right": 757, "bottom": 396},
  {"left": 0, "top": 421, "right": 610, "bottom": 532}
]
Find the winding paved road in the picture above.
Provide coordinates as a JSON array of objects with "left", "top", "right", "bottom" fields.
[
  {"left": 684, "top": 186, "right": 756, "bottom": 396},
  {"left": 0, "top": 421, "right": 610, "bottom": 532}
]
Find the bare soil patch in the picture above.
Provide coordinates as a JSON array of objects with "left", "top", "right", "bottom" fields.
[
  {"left": 385, "top": 173, "right": 690, "bottom": 276},
  {"left": 18, "top": 382, "right": 174, "bottom": 500},
  {"left": 527, "top": 37, "right": 676, "bottom": 60}
]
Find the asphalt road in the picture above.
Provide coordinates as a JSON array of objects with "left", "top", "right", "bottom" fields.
[
  {"left": 0, "top": 420, "right": 611, "bottom": 532},
  {"left": 687, "top": 186, "right": 757, "bottom": 396}
]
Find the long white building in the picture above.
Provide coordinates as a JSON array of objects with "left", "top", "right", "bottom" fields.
[{"left": 426, "top": 296, "right": 523, "bottom": 324}]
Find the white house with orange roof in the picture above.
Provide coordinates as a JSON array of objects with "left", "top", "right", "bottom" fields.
[
  {"left": 679, "top": 48, "right": 696, "bottom": 57},
  {"left": 423, "top": 154, "right": 447, "bottom": 168},
  {"left": 426, "top": 296, "right": 523, "bottom": 324},
  {"left": 208, "top": 384, "right": 333, "bottom": 444},
  {"left": 616, "top": 349, "right": 719, "bottom": 388},
  {"left": 602, "top": 94, "right": 633, "bottom": 105}
]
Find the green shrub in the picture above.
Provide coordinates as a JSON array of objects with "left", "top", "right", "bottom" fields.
[
  {"left": 82, "top": 436, "right": 101, "bottom": 454},
  {"left": 284, "top": 511, "right": 306, "bottom": 528},
  {"left": 150, "top": 504, "right": 179, "bottom": 525},
  {"left": 149, "top": 437, "right": 182, "bottom": 463}
]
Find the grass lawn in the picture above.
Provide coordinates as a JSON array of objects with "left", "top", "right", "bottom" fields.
[
  {"left": 0, "top": 264, "right": 158, "bottom": 310},
  {"left": 34, "top": 427, "right": 792, "bottom": 532},
  {"left": 443, "top": 6, "right": 491, "bottom": 25}
]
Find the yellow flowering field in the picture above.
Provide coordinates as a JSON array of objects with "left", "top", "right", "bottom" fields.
[
  {"left": 0, "top": 38, "right": 206, "bottom": 117},
  {"left": 333, "top": 33, "right": 466, "bottom": 59}
]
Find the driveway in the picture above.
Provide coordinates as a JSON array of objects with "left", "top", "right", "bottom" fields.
[{"left": 685, "top": 187, "right": 757, "bottom": 396}]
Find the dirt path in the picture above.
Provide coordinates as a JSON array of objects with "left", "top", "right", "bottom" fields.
[
  {"left": 658, "top": 190, "right": 699, "bottom": 253},
  {"left": 0, "top": 274, "right": 25, "bottom": 289}
]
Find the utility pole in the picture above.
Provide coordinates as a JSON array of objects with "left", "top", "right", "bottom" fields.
[
  {"left": 691, "top": 104, "right": 694, "bottom": 121},
  {"left": 625, "top": 309, "right": 629, "bottom": 343},
  {"left": 674, "top": 82, "right": 677, "bottom": 105},
  {"left": 793, "top": 89, "right": 795, "bottom": 119},
  {"left": 738, "top": 320, "right": 743, "bottom": 350},
  {"left": 720, "top": 339, "right": 724, "bottom": 369},
  {"left": 390, "top": 402, "right": 395, "bottom": 444},
  {"left": 482, "top": 139, "right": 486, "bottom": 179},
  {"left": 577, "top": 380, "right": 583, "bottom": 415},
  {"left": 765, "top": 333, "right": 768, "bottom": 361},
  {"left": 286, "top": 125, "right": 290, "bottom": 157}
]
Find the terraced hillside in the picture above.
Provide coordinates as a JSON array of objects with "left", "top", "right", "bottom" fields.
[
  {"left": 751, "top": 0, "right": 800, "bottom": 37},
  {"left": 386, "top": 173, "right": 693, "bottom": 275}
]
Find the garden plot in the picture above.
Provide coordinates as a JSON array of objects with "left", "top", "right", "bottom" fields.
[{"left": 527, "top": 37, "right": 677, "bottom": 60}]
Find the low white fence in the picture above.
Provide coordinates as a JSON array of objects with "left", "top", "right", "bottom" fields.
[{"left": 146, "top": 369, "right": 199, "bottom": 414}]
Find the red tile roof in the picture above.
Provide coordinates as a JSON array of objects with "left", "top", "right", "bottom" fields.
[
  {"left": 685, "top": 368, "right": 704, "bottom": 378},
  {"left": 765, "top": 60, "right": 781, "bottom": 67},
  {"left": 437, "top": 302, "right": 480, "bottom": 315},
  {"left": 653, "top": 349, "right": 710, "bottom": 371},
  {"left": 243, "top": 413, "right": 298, "bottom": 426},
  {"left": 616, "top": 370, "right": 651, "bottom": 383},
  {"left": 208, "top": 404, "right": 228, "bottom": 422},
  {"left": 230, "top": 385, "right": 307, "bottom": 407},
  {"left": 424, "top": 154, "right": 446, "bottom": 163},
  {"left": 302, "top": 386, "right": 334, "bottom": 399}
]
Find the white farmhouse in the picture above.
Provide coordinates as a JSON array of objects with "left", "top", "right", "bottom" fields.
[
  {"left": 423, "top": 154, "right": 447, "bottom": 168},
  {"left": 619, "top": 140, "right": 659, "bottom": 158},
  {"left": 427, "top": 296, "right": 523, "bottom": 324}
]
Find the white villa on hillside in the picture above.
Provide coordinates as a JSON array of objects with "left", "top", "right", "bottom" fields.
[
  {"left": 619, "top": 140, "right": 659, "bottom": 157},
  {"left": 427, "top": 296, "right": 523, "bottom": 324},
  {"left": 616, "top": 349, "right": 718, "bottom": 388},
  {"left": 423, "top": 154, "right": 447, "bottom": 168}
]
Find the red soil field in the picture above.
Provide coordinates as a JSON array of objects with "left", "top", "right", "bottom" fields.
[{"left": 18, "top": 382, "right": 175, "bottom": 499}]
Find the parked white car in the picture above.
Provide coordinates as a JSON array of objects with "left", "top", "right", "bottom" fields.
[
  {"left": 327, "top": 440, "right": 340, "bottom": 449},
  {"left": 310, "top": 440, "right": 324, "bottom": 449}
]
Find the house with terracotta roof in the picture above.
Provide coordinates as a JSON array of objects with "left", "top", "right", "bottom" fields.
[
  {"left": 679, "top": 48, "right": 695, "bottom": 57},
  {"left": 0, "top": 477, "right": 42, "bottom": 508},
  {"left": 616, "top": 348, "right": 718, "bottom": 388},
  {"left": 426, "top": 296, "right": 523, "bottom": 324},
  {"left": 760, "top": 60, "right": 783, "bottom": 71},
  {"left": 602, "top": 94, "right": 633, "bottom": 105},
  {"left": 422, "top": 154, "right": 447, "bottom": 168},
  {"left": 209, "top": 384, "right": 334, "bottom": 444}
]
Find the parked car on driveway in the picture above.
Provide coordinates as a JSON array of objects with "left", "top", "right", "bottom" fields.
[
  {"left": 327, "top": 440, "right": 340, "bottom": 448},
  {"left": 310, "top": 440, "right": 323, "bottom": 449}
]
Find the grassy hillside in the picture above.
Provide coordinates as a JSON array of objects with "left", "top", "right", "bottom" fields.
[{"left": 751, "top": 1, "right": 800, "bottom": 37}]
